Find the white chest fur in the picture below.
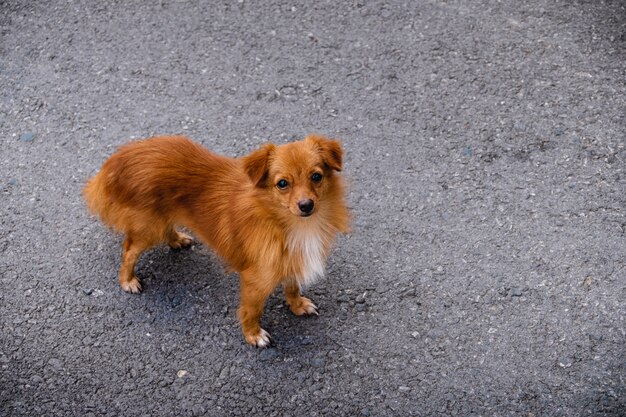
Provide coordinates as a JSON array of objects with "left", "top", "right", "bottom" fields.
[{"left": 287, "top": 227, "right": 327, "bottom": 287}]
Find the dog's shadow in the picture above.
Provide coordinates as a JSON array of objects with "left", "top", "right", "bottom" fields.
[
  {"left": 98, "top": 237, "right": 338, "bottom": 351},
  {"left": 126, "top": 242, "right": 239, "bottom": 327}
]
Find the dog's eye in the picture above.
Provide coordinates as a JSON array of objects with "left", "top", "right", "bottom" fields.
[
  {"left": 276, "top": 179, "right": 289, "bottom": 189},
  {"left": 311, "top": 173, "right": 323, "bottom": 183}
]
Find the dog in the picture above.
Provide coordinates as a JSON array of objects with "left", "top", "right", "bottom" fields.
[{"left": 84, "top": 134, "right": 350, "bottom": 347}]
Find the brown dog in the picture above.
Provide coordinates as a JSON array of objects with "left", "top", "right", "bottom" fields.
[{"left": 84, "top": 135, "right": 350, "bottom": 347}]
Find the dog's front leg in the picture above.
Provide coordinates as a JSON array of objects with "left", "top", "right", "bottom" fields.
[
  {"left": 284, "top": 279, "right": 319, "bottom": 316},
  {"left": 238, "top": 268, "right": 276, "bottom": 348}
]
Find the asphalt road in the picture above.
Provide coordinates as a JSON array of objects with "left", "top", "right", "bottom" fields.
[{"left": 1, "top": 1, "right": 625, "bottom": 416}]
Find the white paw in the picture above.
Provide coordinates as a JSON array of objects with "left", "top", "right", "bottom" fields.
[
  {"left": 289, "top": 296, "right": 319, "bottom": 316},
  {"left": 121, "top": 276, "right": 142, "bottom": 293},
  {"left": 246, "top": 328, "right": 272, "bottom": 348}
]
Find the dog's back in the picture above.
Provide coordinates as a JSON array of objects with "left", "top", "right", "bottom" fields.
[{"left": 84, "top": 135, "right": 236, "bottom": 235}]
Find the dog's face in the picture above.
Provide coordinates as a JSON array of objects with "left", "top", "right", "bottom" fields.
[{"left": 243, "top": 135, "right": 343, "bottom": 218}]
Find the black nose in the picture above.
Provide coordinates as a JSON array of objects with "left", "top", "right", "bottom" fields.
[{"left": 298, "top": 199, "right": 314, "bottom": 215}]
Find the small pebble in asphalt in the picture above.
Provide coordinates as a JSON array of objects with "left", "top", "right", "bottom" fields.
[
  {"left": 558, "top": 357, "right": 573, "bottom": 368},
  {"left": 48, "top": 358, "right": 62, "bottom": 370},
  {"left": 20, "top": 132, "right": 35, "bottom": 142},
  {"left": 259, "top": 348, "right": 279, "bottom": 361},
  {"left": 311, "top": 357, "right": 325, "bottom": 368}
]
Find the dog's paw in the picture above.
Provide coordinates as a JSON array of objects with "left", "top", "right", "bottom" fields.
[
  {"left": 169, "top": 232, "right": 194, "bottom": 249},
  {"left": 288, "top": 296, "right": 319, "bottom": 316},
  {"left": 121, "top": 276, "right": 142, "bottom": 294},
  {"left": 244, "top": 328, "right": 272, "bottom": 348}
]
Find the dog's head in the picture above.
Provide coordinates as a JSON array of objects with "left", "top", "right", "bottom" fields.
[{"left": 243, "top": 134, "right": 343, "bottom": 218}]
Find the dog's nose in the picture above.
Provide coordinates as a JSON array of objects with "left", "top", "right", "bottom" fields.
[{"left": 298, "top": 199, "right": 314, "bottom": 215}]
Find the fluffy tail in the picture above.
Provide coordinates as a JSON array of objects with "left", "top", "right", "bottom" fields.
[{"left": 83, "top": 171, "right": 109, "bottom": 222}]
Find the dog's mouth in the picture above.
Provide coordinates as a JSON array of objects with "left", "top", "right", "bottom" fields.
[{"left": 299, "top": 211, "right": 314, "bottom": 218}]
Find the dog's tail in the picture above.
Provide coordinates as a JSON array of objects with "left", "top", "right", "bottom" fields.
[{"left": 83, "top": 170, "right": 110, "bottom": 222}]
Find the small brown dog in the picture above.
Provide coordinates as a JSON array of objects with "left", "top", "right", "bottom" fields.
[{"left": 84, "top": 135, "right": 350, "bottom": 347}]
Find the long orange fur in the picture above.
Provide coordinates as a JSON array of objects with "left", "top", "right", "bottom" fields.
[{"left": 84, "top": 134, "right": 350, "bottom": 347}]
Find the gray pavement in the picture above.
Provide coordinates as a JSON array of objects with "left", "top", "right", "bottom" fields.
[{"left": 1, "top": 1, "right": 625, "bottom": 416}]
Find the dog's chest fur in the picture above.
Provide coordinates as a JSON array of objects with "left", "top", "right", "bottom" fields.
[{"left": 287, "top": 227, "right": 327, "bottom": 287}]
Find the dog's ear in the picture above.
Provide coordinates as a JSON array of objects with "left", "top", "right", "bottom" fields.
[
  {"left": 242, "top": 143, "right": 275, "bottom": 186},
  {"left": 306, "top": 134, "right": 343, "bottom": 172}
]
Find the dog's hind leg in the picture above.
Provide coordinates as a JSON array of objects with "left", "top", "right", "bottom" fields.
[
  {"left": 119, "top": 235, "right": 153, "bottom": 293},
  {"left": 166, "top": 227, "right": 194, "bottom": 250}
]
